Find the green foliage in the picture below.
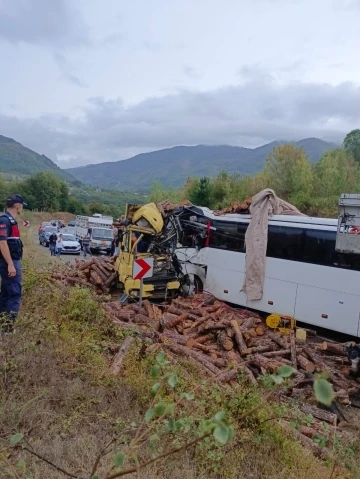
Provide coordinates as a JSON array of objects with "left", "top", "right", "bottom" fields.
[
  {"left": 10, "top": 433, "right": 24, "bottom": 445},
  {"left": 313, "top": 377, "right": 334, "bottom": 406},
  {"left": 343, "top": 128, "right": 360, "bottom": 163},
  {"left": 189, "top": 177, "right": 212, "bottom": 207}
]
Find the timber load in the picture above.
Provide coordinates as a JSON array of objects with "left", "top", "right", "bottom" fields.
[
  {"left": 51, "top": 256, "right": 117, "bottom": 294},
  {"left": 104, "top": 292, "right": 360, "bottom": 409}
]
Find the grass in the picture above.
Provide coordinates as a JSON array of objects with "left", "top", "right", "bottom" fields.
[{"left": 0, "top": 214, "right": 359, "bottom": 478}]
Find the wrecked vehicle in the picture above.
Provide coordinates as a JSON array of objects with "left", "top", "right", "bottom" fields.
[{"left": 114, "top": 203, "right": 181, "bottom": 300}]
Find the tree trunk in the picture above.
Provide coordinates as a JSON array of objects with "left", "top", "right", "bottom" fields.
[{"left": 231, "top": 319, "right": 248, "bottom": 355}]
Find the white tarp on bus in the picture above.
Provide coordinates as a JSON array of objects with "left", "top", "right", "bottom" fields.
[{"left": 242, "top": 189, "right": 305, "bottom": 301}]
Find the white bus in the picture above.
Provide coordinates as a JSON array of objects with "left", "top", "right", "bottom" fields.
[{"left": 176, "top": 207, "right": 360, "bottom": 337}]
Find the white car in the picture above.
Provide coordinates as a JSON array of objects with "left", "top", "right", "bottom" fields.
[{"left": 59, "top": 234, "right": 81, "bottom": 255}]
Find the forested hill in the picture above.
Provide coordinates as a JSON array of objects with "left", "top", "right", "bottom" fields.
[
  {"left": 0, "top": 135, "right": 77, "bottom": 183},
  {"left": 66, "top": 138, "right": 336, "bottom": 191}
]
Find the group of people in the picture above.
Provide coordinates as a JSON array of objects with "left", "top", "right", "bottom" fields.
[{"left": 48, "top": 232, "right": 64, "bottom": 257}]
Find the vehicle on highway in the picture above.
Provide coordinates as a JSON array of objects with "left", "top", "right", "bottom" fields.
[
  {"left": 38, "top": 221, "right": 51, "bottom": 233},
  {"left": 75, "top": 214, "right": 113, "bottom": 254},
  {"left": 39, "top": 226, "right": 58, "bottom": 246},
  {"left": 59, "top": 233, "right": 81, "bottom": 254},
  {"left": 67, "top": 220, "right": 76, "bottom": 227}
]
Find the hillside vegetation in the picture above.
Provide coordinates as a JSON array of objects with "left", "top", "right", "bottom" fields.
[
  {"left": 0, "top": 171, "right": 145, "bottom": 218},
  {"left": 151, "top": 142, "right": 360, "bottom": 218},
  {"left": 0, "top": 135, "right": 76, "bottom": 184},
  {"left": 65, "top": 138, "right": 335, "bottom": 191}
]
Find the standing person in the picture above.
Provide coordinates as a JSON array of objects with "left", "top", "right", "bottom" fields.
[
  {"left": 0, "top": 194, "right": 26, "bottom": 331},
  {"left": 49, "top": 232, "right": 57, "bottom": 256},
  {"left": 56, "top": 234, "right": 64, "bottom": 258},
  {"left": 83, "top": 233, "right": 91, "bottom": 257}
]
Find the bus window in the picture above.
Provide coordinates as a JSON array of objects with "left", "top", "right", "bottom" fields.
[
  {"left": 267, "top": 225, "right": 304, "bottom": 261},
  {"left": 303, "top": 230, "right": 337, "bottom": 266},
  {"left": 210, "top": 221, "right": 246, "bottom": 252}
]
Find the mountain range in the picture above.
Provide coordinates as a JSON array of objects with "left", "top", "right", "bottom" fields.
[
  {"left": 0, "top": 134, "right": 336, "bottom": 192},
  {"left": 0, "top": 135, "right": 76, "bottom": 183},
  {"left": 65, "top": 138, "right": 336, "bottom": 191}
]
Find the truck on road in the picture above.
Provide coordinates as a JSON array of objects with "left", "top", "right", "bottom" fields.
[{"left": 75, "top": 214, "right": 113, "bottom": 255}]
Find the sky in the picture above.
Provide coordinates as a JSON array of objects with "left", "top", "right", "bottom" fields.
[{"left": 0, "top": 0, "right": 360, "bottom": 168}]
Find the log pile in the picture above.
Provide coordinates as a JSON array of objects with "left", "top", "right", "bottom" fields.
[
  {"left": 51, "top": 256, "right": 117, "bottom": 294},
  {"left": 105, "top": 293, "right": 360, "bottom": 409}
]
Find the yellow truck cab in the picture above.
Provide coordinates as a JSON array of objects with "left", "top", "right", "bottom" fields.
[{"left": 115, "top": 203, "right": 180, "bottom": 299}]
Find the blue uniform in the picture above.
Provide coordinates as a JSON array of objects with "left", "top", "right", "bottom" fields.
[{"left": 0, "top": 211, "right": 23, "bottom": 323}]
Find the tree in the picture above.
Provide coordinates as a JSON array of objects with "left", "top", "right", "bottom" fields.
[
  {"left": 67, "top": 197, "right": 89, "bottom": 215},
  {"left": 343, "top": 129, "right": 360, "bottom": 163},
  {"left": 88, "top": 200, "right": 105, "bottom": 215},
  {"left": 264, "top": 144, "right": 313, "bottom": 205},
  {"left": 189, "top": 177, "right": 212, "bottom": 207},
  {"left": 311, "top": 148, "right": 360, "bottom": 216}
]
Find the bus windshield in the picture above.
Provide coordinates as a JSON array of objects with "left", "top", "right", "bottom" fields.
[{"left": 91, "top": 228, "right": 113, "bottom": 240}]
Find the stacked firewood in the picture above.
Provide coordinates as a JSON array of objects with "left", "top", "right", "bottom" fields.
[
  {"left": 51, "top": 256, "right": 117, "bottom": 294},
  {"left": 105, "top": 293, "right": 360, "bottom": 409}
]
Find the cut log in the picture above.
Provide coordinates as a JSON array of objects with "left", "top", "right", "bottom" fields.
[
  {"left": 109, "top": 337, "right": 135, "bottom": 376},
  {"left": 193, "top": 342, "right": 219, "bottom": 353},
  {"left": 194, "top": 333, "right": 214, "bottom": 344},
  {"left": 79, "top": 258, "right": 95, "bottom": 270},
  {"left": 267, "top": 331, "right": 287, "bottom": 349},
  {"left": 321, "top": 342, "right": 347, "bottom": 356},
  {"left": 290, "top": 331, "right": 297, "bottom": 369},
  {"left": 298, "top": 404, "right": 338, "bottom": 425},
  {"left": 230, "top": 319, "right": 248, "bottom": 356},
  {"left": 202, "top": 322, "right": 227, "bottom": 332},
  {"left": 250, "top": 354, "right": 285, "bottom": 373},
  {"left": 168, "top": 305, "right": 187, "bottom": 316},
  {"left": 255, "top": 325, "right": 265, "bottom": 336},
  {"left": 262, "top": 349, "right": 290, "bottom": 358},
  {"left": 160, "top": 312, "right": 186, "bottom": 329},
  {"left": 142, "top": 300, "right": 154, "bottom": 320},
  {"left": 299, "top": 425, "right": 323, "bottom": 439},
  {"left": 104, "top": 272, "right": 117, "bottom": 287},
  {"left": 133, "top": 313, "right": 152, "bottom": 325},
  {"left": 303, "top": 346, "right": 331, "bottom": 372},
  {"left": 297, "top": 355, "right": 315, "bottom": 373},
  {"left": 245, "top": 345, "right": 277, "bottom": 355},
  {"left": 164, "top": 343, "right": 221, "bottom": 376},
  {"left": 217, "top": 331, "right": 234, "bottom": 351},
  {"left": 90, "top": 270, "right": 103, "bottom": 285}
]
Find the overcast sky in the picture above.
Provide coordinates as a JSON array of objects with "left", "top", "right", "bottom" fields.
[{"left": 0, "top": 0, "right": 360, "bottom": 168}]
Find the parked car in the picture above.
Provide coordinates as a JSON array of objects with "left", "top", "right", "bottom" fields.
[
  {"left": 38, "top": 221, "right": 51, "bottom": 233},
  {"left": 39, "top": 226, "right": 58, "bottom": 246},
  {"left": 67, "top": 220, "right": 76, "bottom": 227},
  {"left": 59, "top": 234, "right": 81, "bottom": 255}
]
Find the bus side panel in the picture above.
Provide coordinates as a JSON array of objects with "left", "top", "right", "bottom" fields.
[
  {"left": 249, "top": 279, "right": 297, "bottom": 318},
  {"left": 205, "top": 265, "right": 248, "bottom": 305},
  {"left": 295, "top": 285, "right": 360, "bottom": 336}
]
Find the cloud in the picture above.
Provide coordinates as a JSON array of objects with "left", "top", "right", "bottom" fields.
[
  {"left": 183, "top": 66, "right": 200, "bottom": 79},
  {"left": 0, "top": 0, "right": 89, "bottom": 46},
  {"left": 0, "top": 79, "right": 359, "bottom": 167},
  {"left": 53, "top": 52, "right": 88, "bottom": 88}
]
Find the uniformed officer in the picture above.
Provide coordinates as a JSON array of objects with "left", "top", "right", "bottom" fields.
[{"left": 0, "top": 194, "right": 26, "bottom": 331}]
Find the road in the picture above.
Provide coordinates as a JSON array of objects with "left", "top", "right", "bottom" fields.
[{"left": 33, "top": 226, "right": 80, "bottom": 265}]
